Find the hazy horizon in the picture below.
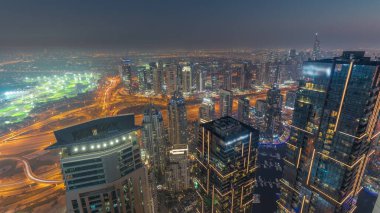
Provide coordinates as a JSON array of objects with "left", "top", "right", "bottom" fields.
[{"left": 1, "top": 0, "right": 380, "bottom": 50}]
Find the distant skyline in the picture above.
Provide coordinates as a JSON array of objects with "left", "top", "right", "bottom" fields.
[{"left": 1, "top": 0, "right": 380, "bottom": 50}]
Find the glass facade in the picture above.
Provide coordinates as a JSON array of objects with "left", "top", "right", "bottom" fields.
[
  {"left": 279, "top": 52, "right": 380, "bottom": 213},
  {"left": 195, "top": 116, "right": 259, "bottom": 213}
]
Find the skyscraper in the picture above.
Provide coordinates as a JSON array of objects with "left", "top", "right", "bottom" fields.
[
  {"left": 237, "top": 96, "right": 250, "bottom": 123},
  {"left": 278, "top": 51, "right": 380, "bottom": 213},
  {"left": 199, "top": 97, "right": 215, "bottom": 123},
  {"left": 312, "top": 33, "right": 321, "bottom": 61},
  {"left": 239, "top": 63, "right": 250, "bottom": 90},
  {"left": 165, "top": 144, "right": 190, "bottom": 192},
  {"left": 196, "top": 69, "right": 205, "bottom": 92},
  {"left": 195, "top": 116, "right": 259, "bottom": 213},
  {"left": 152, "top": 62, "right": 163, "bottom": 95},
  {"left": 168, "top": 91, "right": 188, "bottom": 145},
  {"left": 264, "top": 85, "right": 283, "bottom": 138},
  {"left": 119, "top": 58, "right": 134, "bottom": 93},
  {"left": 182, "top": 65, "right": 192, "bottom": 93},
  {"left": 47, "top": 114, "right": 152, "bottom": 213},
  {"left": 137, "top": 66, "right": 147, "bottom": 91},
  {"left": 223, "top": 70, "right": 232, "bottom": 90},
  {"left": 141, "top": 104, "right": 165, "bottom": 175},
  {"left": 219, "top": 89, "right": 233, "bottom": 117},
  {"left": 164, "top": 63, "right": 180, "bottom": 95}
]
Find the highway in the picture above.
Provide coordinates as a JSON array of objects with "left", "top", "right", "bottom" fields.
[{"left": 0, "top": 157, "right": 62, "bottom": 185}]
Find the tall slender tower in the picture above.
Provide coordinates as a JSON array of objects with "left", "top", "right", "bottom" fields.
[
  {"left": 264, "top": 85, "right": 283, "bottom": 138},
  {"left": 219, "top": 89, "right": 233, "bottom": 117},
  {"left": 152, "top": 61, "right": 163, "bottom": 95},
  {"left": 141, "top": 105, "right": 164, "bottom": 213},
  {"left": 278, "top": 51, "right": 380, "bottom": 213},
  {"left": 237, "top": 96, "right": 250, "bottom": 123},
  {"left": 182, "top": 66, "right": 192, "bottom": 93},
  {"left": 239, "top": 63, "right": 250, "bottom": 90},
  {"left": 167, "top": 91, "right": 188, "bottom": 145},
  {"left": 141, "top": 104, "right": 165, "bottom": 175},
  {"left": 223, "top": 70, "right": 232, "bottom": 90},
  {"left": 164, "top": 63, "right": 181, "bottom": 95},
  {"left": 312, "top": 33, "right": 321, "bottom": 61},
  {"left": 119, "top": 58, "right": 134, "bottom": 93}
]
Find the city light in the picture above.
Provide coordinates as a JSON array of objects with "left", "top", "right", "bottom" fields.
[{"left": 0, "top": 3, "right": 379, "bottom": 212}]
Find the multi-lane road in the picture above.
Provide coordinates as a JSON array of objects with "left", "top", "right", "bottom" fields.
[{"left": 0, "top": 157, "right": 62, "bottom": 184}]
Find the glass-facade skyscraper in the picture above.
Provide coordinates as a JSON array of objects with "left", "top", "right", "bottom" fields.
[
  {"left": 264, "top": 85, "right": 283, "bottom": 138},
  {"left": 237, "top": 96, "right": 250, "bottom": 123},
  {"left": 199, "top": 97, "right": 215, "bottom": 124},
  {"left": 195, "top": 116, "right": 259, "bottom": 213},
  {"left": 278, "top": 51, "right": 380, "bottom": 213},
  {"left": 219, "top": 89, "right": 233, "bottom": 117},
  {"left": 168, "top": 91, "right": 188, "bottom": 145}
]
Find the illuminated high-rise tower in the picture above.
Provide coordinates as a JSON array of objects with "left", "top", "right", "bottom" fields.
[
  {"left": 141, "top": 105, "right": 164, "bottom": 213},
  {"left": 48, "top": 114, "right": 152, "bottom": 213},
  {"left": 164, "top": 63, "right": 181, "bottom": 95},
  {"left": 196, "top": 69, "right": 205, "bottom": 92},
  {"left": 312, "top": 33, "right": 321, "bottom": 61},
  {"left": 239, "top": 63, "right": 250, "bottom": 90},
  {"left": 195, "top": 116, "right": 259, "bottom": 213},
  {"left": 223, "top": 70, "right": 232, "bottom": 90},
  {"left": 219, "top": 89, "right": 233, "bottom": 117},
  {"left": 141, "top": 104, "right": 165, "bottom": 175},
  {"left": 119, "top": 58, "right": 134, "bottom": 93},
  {"left": 237, "top": 96, "right": 250, "bottom": 123},
  {"left": 264, "top": 84, "right": 283, "bottom": 138},
  {"left": 168, "top": 91, "right": 188, "bottom": 145},
  {"left": 182, "top": 65, "right": 192, "bottom": 93},
  {"left": 278, "top": 51, "right": 380, "bottom": 213},
  {"left": 199, "top": 98, "right": 215, "bottom": 123},
  {"left": 152, "top": 61, "right": 163, "bottom": 95}
]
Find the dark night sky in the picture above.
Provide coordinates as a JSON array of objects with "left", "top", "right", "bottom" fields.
[{"left": 0, "top": 0, "right": 379, "bottom": 50}]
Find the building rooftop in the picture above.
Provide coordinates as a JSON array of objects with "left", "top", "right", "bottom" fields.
[
  {"left": 47, "top": 114, "right": 140, "bottom": 149},
  {"left": 201, "top": 116, "right": 259, "bottom": 142},
  {"left": 312, "top": 51, "right": 380, "bottom": 65}
]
